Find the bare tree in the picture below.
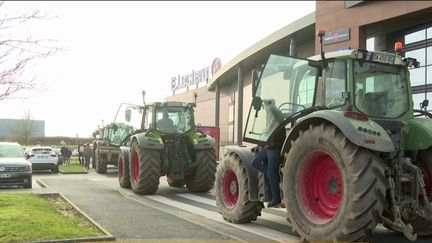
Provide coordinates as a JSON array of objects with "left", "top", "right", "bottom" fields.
[
  {"left": 0, "top": 1, "right": 60, "bottom": 101},
  {"left": 8, "top": 110, "right": 37, "bottom": 146}
]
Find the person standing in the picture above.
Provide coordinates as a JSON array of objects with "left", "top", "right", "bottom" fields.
[
  {"left": 78, "top": 144, "right": 85, "bottom": 166},
  {"left": 83, "top": 144, "right": 92, "bottom": 169},
  {"left": 250, "top": 134, "right": 284, "bottom": 208}
]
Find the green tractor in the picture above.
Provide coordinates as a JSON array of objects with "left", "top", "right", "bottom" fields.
[
  {"left": 118, "top": 101, "right": 217, "bottom": 194},
  {"left": 214, "top": 30, "right": 432, "bottom": 242}
]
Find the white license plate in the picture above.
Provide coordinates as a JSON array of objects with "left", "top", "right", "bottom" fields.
[
  {"left": 371, "top": 53, "right": 395, "bottom": 64},
  {"left": 0, "top": 174, "right": 11, "bottom": 178},
  {"left": 37, "top": 156, "right": 48, "bottom": 159}
]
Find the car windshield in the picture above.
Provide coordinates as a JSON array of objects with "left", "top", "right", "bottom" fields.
[
  {"left": 0, "top": 144, "right": 25, "bottom": 158},
  {"left": 353, "top": 61, "right": 409, "bottom": 118},
  {"left": 31, "top": 148, "right": 53, "bottom": 154},
  {"left": 156, "top": 106, "right": 193, "bottom": 133}
]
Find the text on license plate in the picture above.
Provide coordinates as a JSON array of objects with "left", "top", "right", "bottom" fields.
[{"left": 371, "top": 53, "right": 395, "bottom": 64}]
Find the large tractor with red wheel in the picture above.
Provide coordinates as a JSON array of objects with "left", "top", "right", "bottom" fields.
[
  {"left": 214, "top": 30, "right": 432, "bottom": 242},
  {"left": 117, "top": 101, "right": 217, "bottom": 194}
]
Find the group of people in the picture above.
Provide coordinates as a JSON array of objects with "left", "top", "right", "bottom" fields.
[{"left": 77, "top": 143, "right": 93, "bottom": 169}]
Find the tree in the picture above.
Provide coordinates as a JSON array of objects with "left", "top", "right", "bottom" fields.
[
  {"left": 0, "top": 1, "right": 60, "bottom": 101},
  {"left": 9, "top": 110, "right": 37, "bottom": 146}
]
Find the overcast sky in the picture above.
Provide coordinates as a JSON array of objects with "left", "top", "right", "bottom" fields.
[{"left": 0, "top": 1, "right": 315, "bottom": 138}]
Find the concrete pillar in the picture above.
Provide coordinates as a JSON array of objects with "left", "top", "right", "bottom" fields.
[
  {"left": 215, "top": 84, "right": 220, "bottom": 127},
  {"left": 237, "top": 65, "right": 243, "bottom": 145}
]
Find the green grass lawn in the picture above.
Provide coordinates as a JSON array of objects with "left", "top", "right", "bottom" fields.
[
  {"left": 59, "top": 157, "right": 87, "bottom": 173},
  {"left": 0, "top": 194, "right": 104, "bottom": 243}
]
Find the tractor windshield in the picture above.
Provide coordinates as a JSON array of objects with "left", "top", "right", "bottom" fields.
[
  {"left": 156, "top": 106, "right": 193, "bottom": 133},
  {"left": 353, "top": 61, "right": 409, "bottom": 118},
  {"left": 244, "top": 54, "right": 318, "bottom": 144}
]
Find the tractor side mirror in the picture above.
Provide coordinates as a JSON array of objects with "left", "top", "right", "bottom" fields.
[
  {"left": 252, "top": 96, "right": 262, "bottom": 111},
  {"left": 125, "top": 109, "right": 132, "bottom": 122}
]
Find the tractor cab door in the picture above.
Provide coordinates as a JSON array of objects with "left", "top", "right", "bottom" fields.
[
  {"left": 244, "top": 54, "right": 319, "bottom": 145},
  {"left": 107, "top": 103, "right": 144, "bottom": 146}
]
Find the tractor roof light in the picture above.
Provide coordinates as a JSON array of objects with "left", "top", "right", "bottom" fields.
[{"left": 394, "top": 42, "right": 404, "bottom": 53}]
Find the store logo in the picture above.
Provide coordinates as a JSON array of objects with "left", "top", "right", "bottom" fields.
[{"left": 211, "top": 57, "right": 222, "bottom": 76}]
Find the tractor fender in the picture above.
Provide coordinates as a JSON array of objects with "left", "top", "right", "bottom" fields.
[
  {"left": 131, "top": 133, "right": 164, "bottom": 150},
  {"left": 223, "top": 145, "right": 260, "bottom": 201},
  {"left": 282, "top": 110, "right": 395, "bottom": 153},
  {"left": 405, "top": 118, "right": 432, "bottom": 150},
  {"left": 193, "top": 134, "right": 215, "bottom": 150}
]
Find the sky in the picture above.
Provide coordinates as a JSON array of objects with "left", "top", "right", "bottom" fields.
[{"left": 0, "top": 1, "right": 315, "bottom": 138}]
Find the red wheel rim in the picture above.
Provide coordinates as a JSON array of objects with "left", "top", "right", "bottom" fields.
[
  {"left": 418, "top": 159, "right": 432, "bottom": 199},
  {"left": 298, "top": 151, "right": 343, "bottom": 224},
  {"left": 119, "top": 157, "right": 124, "bottom": 181},
  {"left": 132, "top": 151, "right": 139, "bottom": 183},
  {"left": 222, "top": 169, "right": 238, "bottom": 208}
]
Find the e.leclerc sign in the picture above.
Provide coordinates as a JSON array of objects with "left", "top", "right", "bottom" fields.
[{"left": 171, "top": 57, "right": 221, "bottom": 91}]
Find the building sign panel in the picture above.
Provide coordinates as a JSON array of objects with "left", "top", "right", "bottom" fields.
[
  {"left": 322, "top": 29, "right": 350, "bottom": 45},
  {"left": 171, "top": 57, "right": 221, "bottom": 91}
]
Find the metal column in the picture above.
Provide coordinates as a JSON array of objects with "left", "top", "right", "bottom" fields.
[
  {"left": 215, "top": 84, "right": 220, "bottom": 127},
  {"left": 237, "top": 65, "right": 243, "bottom": 145}
]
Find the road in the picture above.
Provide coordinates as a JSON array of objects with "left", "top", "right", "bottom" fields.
[{"left": 2, "top": 168, "right": 432, "bottom": 243}]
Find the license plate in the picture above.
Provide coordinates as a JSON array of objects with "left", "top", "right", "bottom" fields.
[
  {"left": 371, "top": 53, "right": 395, "bottom": 64},
  {"left": 37, "top": 156, "right": 48, "bottom": 159},
  {"left": 0, "top": 174, "right": 11, "bottom": 178}
]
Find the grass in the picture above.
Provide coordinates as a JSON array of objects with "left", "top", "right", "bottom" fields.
[
  {"left": 0, "top": 194, "right": 104, "bottom": 243},
  {"left": 59, "top": 157, "right": 87, "bottom": 173}
]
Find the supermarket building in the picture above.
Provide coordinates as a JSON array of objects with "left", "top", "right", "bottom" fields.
[{"left": 166, "top": 1, "right": 432, "bottom": 146}]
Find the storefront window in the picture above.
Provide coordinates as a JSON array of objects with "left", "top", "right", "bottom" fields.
[
  {"left": 413, "top": 92, "right": 431, "bottom": 111},
  {"left": 405, "top": 29, "right": 425, "bottom": 44}
]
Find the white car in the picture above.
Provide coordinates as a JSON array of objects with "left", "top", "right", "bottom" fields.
[
  {"left": 0, "top": 142, "right": 32, "bottom": 188},
  {"left": 26, "top": 146, "right": 59, "bottom": 173}
]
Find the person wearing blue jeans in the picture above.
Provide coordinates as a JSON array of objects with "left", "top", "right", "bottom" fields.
[{"left": 251, "top": 144, "right": 282, "bottom": 208}]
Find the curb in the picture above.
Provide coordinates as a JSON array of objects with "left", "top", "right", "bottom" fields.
[{"left": 32, "top": 192, "right": 115, "bottom": 243}]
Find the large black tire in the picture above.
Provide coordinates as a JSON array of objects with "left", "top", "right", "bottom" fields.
[
  {"left": 186, "top": 148, "right": 217, "bottom": 192},
  {"left": 283, "top": 124, "right": 387, "bottom": 242},
  {"left": 118, "top": 150, "right": 131, "bottom": 188},
  {"left": 129, "top": 139, "right": 161, "bottom": 195},
  {"left": 167, "top": 177, "right": 185, "bottom": 188},
  {"left": 214, "top": 152, "right": 263, "bottom": 223},
  {"left": 411, "top": 148, "right": 432, "bottom": 236},
  {"left": 95, "top": 151, "right": 108, "bottom": 174}
]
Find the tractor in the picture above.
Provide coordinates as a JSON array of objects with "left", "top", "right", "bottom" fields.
[
  {"left": 93, "top": 103, "right": 142, "bottom": 173},
  {"left": 117, "top": 100, "right": 217, "bottom": 194},
  {"left": 214, "top": 30, "right": 432, "bottom": 242}
]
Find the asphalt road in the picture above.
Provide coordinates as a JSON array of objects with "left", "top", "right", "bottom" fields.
[{"left": 2, "top": 168, "right": 432, "bottom": 243}]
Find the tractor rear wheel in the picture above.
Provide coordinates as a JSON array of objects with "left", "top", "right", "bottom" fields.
[
  {"left": 167, "top": 177, "right": 185, "bottom": 188},
  {"left": 118, "top": 150, "right": 131, "bottom": 188},
  {"left": 214, "top": 152, "right": 263, "bottom": 223},
  {"left": 411, "top": 148, "right": 432, "bottom": 236},
  {"left": 283, "top": 124, "right": 387, "bottom": 242},
  {"left": 186, "top": 148, "right": 217, "bottom": 192},
  {"left": 96, "top": 151, "right": 108, "bottom": 174},
  {"left": 130, "top": 139, "right": 160, "bottom": 195}
]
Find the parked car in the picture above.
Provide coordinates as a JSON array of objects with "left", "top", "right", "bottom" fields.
[
  {"left": 26, "top": 146, "right": 59, "bottom": 173},
  {"left": 0, "top": 142, "right": 32, "bottom": 188}
]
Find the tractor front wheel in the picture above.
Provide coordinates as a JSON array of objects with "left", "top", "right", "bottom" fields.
[
  {"left": 118, "top": 150, "right": 131, "bottom": 188},
  {"left": 186, "top": 148, "right": 217, "bottom": 192},
  {"left": 130, "top": 139, "right": 161, "bottom": 195},
  {"left": 214, "top": 152, "right": 263, "bottom": 223},
  {"left": 411, "top": 148, "right": 432, "bottom": 236},
  {"left": 283, "top": 124, "right": 387, "bottom": 242},
  {"left": 167, "top": 177, "right": 185, "bottom": 188}
]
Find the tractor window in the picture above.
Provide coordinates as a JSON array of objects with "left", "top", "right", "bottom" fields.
[
  {"left": 324, "top": 60, "right": 346, "bottom": 107},
  {"left": 144, "top": 107, "right": 153, "bottom": 129},
  {"left": 156, "top": 106, "right": 193, "bottom": 133},
  {"left": 244, "top": 54, "right": 318, "bottom": 144},
  {"left": 354, "top": 61, "right": 409, "bottom": 118}
]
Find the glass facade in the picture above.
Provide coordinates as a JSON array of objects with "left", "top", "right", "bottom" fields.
[{"left": 404, "top": 24, "right": 432, "bottom": 110}]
